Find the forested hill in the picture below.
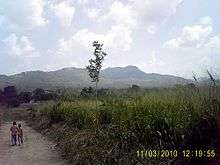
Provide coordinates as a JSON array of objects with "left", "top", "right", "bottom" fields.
[{"left": 0, "top": 65, "right": 190, "bottom": 91}]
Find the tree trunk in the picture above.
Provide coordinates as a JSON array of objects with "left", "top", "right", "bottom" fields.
[
  {"left": 95, "top": 81, "right": 99, "bottom": 130},
  {"left": 95, "top": 81, "right": 98, "bottom": 109}
]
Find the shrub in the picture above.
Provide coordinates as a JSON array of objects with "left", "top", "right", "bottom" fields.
[
  {"left": 80, "top": 87, "right": 94, "bottom": 98},
  {"left": 33, "top": 88, "right": 45, "bottom": 101},
  {"left": 19, "top": 91, "right": 32, "bottom": 103},
  {"left": 6, "top": 98, "right": 20, "bottom": 107}
]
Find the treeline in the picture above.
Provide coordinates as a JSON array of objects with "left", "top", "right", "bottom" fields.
[
  {"left": 0, "top": 83, "right": 197, "bottom": 107},
  {"left": 0, "top": 86, "right": 58, "bottom": 107},
  {"left": 0, "top": 84, "right": 142, "bottom": 107}
]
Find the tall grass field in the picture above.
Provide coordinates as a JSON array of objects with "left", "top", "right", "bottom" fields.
[{"left": 29, "top": 83, "right": 220, "bottom": 164}]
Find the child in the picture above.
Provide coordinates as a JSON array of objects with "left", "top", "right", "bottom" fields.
[
  {"left": 10, "top": 121, "right": 17, "bottom": 146},
  {"left": 17, "top": 124, "right": 23, "bottom": 146}
]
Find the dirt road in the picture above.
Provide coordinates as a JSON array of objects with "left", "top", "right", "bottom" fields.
[{"left": 0, "top": 121, "right": 66, "bottom": 165}]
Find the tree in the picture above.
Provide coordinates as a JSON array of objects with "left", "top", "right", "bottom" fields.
[
  {"left": 33, "top": 88, "right": 45, "bottom": 101},
  {"left": 3, "top": 86, "right": 20, "bottom": 107},
  {"left": 80, "top": 87, "right": 94, "bottom": 98},
  {"left": 18, "top": 92, "right": 32, "bottom": 103},
  {"left": 131, "top": 84, "right": 140, "bottom": 92},
  {"left": 43, "top": 92, "right": 58, "bottom": 100},
  {"left": 86, "top": 41, "right": 107, "bottom": 107},
  {"left": 0, "top": 89, "right": 3, "bottom": 102},
  {"left": 97, "top": 88, "right": 109, "bottom": 97},
  {"left": 3, "top": 86, "right": 18, "bottom": 98}
]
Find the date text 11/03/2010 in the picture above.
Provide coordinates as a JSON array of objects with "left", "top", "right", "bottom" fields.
[{"left": 136, "top": 149, "right": 216, "bottom": 159}]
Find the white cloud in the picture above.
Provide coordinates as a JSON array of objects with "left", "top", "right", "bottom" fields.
[
  {"left": 58, "top": 29, "right": 104, "bottom": 54},
  {"left": 164, "top": 16, "right": 213, "bottom": 48},
  {"left": 147, "top": 25, "right": 157, "bottom": 34},
  {"left": 149, "top": 51, "right": 165, "bottom": 67},
  {"left": 79, "top": 0, "right": 183, "bottom": 53},
  {"left": 200, "top": 16, "right": 213, "bottom": 26},
  {"left": 133, "top": 0, "right": 183, "bottom": 26},
  {"left": 79, "top": 0, "right": 183, "bottom": 54},
  {"left": 205, "top": 35, "right": 220, "bottom": 49},
  {"left": 139, "top": 51, "right": 166, "bottom": 73},
  {"left": 106, "top": 1, "right": 137, "bottom": 28},
  {"left": 57, "top": 0, "right": 183, "bottom": 57},
  {"left": 76, "top": 0, "right": 89, "bottom": 5},
  {"left": 3, "top": 34, "right": 40, "bottom": 57},
  {"left": 102, "top": 0, "right": 183, "bottom": 33},
  {"left": 50, "top": 1, "right": 75, "bottom": 27},
  {"left": 0, "top": 0, "right": 47, "bottom": 29},
  {"left": 59, "top": 0, "right": 183, "bottom": 57},
  {"left": 164, "top": 38, "right": 181, "bottom": 48},
  {"left": 161, "top": 15, "right": 220, "bottom": 77},
  {"left": 58, "top": 24, "right": 133, "bottom": 54},
  {"left": 87, "top": 8, "right": 101, "bottom": 19},
  {"left": 106, "top": 25, "right": 133, "bottom": 51},
  {"left": 0, "top": 15, "right": 5, "bottom": 26}
]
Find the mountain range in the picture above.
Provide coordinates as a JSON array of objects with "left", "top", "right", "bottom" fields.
[{"left": 0, "top": 65, "right": 191, "bottom": 91}]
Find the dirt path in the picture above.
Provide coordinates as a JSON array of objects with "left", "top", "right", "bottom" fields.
[{"left": 0, "top": 121, "right": 66, "bottom": 165}]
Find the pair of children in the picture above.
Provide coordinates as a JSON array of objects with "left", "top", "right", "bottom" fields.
[{"left": 10, "top": 122, "right": 23, "bottom": 146}]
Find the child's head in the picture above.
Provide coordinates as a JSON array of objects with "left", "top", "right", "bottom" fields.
[
  {"left": 18, "top": 124, "right": 21, "bottom": 128},
  {"left": 13, "top": 121, "right": 16, "bottom": 125}
]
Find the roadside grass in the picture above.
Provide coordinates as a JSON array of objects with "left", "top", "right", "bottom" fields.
[{"left": 0, "top": 105, "right": 29, "bottom": 122}]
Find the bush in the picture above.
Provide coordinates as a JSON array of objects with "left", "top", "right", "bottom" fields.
[
  {"left": 33, "top": 88, "right": 58, "bottom": 101},
  {"left": 80, "top": 87, "right": 94, "bottom": 98},
  {"left": 0, "top": 89, "right": 3, "bottom": 102},
  {"left": 6, "top": 98, "right": 20, "bottom": 107},
  {"left": 19, "top": 91, "right": 32, "bottom": 103},
  {"left": 4, "top": 86, "right": 18, "bottom": 98},
  {"left": 33, "top": 88, "right": 45, "bottom": 101},
  {"left": 43, "top": 92, "right": 58, "bottom": 100}
]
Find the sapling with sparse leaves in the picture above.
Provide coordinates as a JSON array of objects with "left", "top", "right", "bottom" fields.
[{"left": 86, "top": 41, "right": 107, "bottom": 108}]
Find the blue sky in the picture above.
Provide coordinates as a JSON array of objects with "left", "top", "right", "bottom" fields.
[{"left": 0, "top": 0, "right": 219, "bottom": 78}]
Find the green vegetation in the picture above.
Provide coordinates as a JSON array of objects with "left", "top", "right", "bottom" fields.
[
  {"left": 86, "top": 41, "right": 107, "bottom": 108},
  {"left": 0, "top": 86, "right": 58, "bottom": 107},
  {"left": 29, "top": 83, "right": 220, "bottom": 164}
]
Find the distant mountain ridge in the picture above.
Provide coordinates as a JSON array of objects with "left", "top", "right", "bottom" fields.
[{"left": 0, "top": 66, "right": 191, "bottom": 91}]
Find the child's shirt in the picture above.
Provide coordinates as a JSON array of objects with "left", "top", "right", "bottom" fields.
[
  {"left": 10, "top": 125, "right": 17, "bottom": 135},
  {"left": 17, "top": 128, "right": 23, "bottom": 137}
]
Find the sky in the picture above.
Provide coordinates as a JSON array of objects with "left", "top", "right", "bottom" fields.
[{"left": 0, "top": 0, "right": 219, "bottom": 79}]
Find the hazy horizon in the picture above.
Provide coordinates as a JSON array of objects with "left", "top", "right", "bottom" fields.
[{"left": 0, "top": 0, "right": 220, "bottom": 79}]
